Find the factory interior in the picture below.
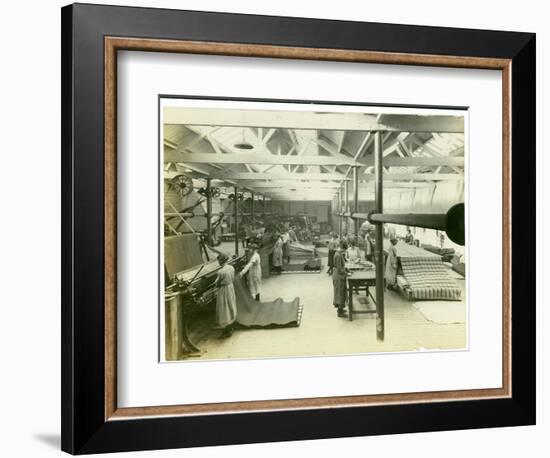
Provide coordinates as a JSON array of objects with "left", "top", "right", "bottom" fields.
[{"left": 162, "top": 107, "right": 466, "bottom": 361}]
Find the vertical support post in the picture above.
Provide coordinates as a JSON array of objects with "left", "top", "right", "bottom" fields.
[
  {"left": 206, "top": 178, "right": 212, "bottom": 246},
  {"left": 353, "top": 167, "right": 359, "bottom": 238},
  {"left": 251, "top": 191, "right": 255, "bottom": 225},
  {"left": 338, "top": 186, "right": 343, "bottom": 237},
  {"left": 234, "top": 186, "right": 239, "bottom": 256},
  {"left": 374, "top": 131, "right": 385, "bottom": 341},
  {"left": 344, "top": 181, "right": 349, "bottom": 235},
  {"left": 263, "top": 194, "right": 266, "bottom": 217}
]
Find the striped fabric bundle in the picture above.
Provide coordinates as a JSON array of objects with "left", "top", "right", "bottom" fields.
[{"left": 400, "top": 256, "right": 462, "bottom": 301}]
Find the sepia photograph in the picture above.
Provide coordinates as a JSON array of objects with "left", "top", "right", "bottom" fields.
[
  {"left": 161, "top": 98, "right": 467, "bottom": 361},
  {"left": 56, "top": 3, "right": 537, "bottom": 454}
]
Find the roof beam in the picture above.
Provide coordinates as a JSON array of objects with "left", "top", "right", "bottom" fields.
[
  {"left": 207, "top": 172, "right": 350, "bottom": 181},
  {"left": 243, "top": 181, "right": 435, "bottom": 189},
  {"left": 164, "top": 151, "right": 360, "bottom": 166},
  {"left": 380, "top": 114, "right": 464, "bottom": 133},
  {"left": 165, "top": 108, "right": 464, "bottom": 133},
  {"left": 363, "top": 173, "right": 463, "bottom": 181},
  {"left": 359, "top": 156, "right": 464, "bottom": 167}
]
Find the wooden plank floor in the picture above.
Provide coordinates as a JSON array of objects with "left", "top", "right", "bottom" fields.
[{"left": 185, "top": 254, "right": 466, "bottom": 361}]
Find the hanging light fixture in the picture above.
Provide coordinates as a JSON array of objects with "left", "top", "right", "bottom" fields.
[{"left": 234, "top": 127, "right": 254, "bottom": 150}]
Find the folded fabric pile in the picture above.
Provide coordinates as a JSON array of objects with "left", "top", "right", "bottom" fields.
[{"left": 289, "top": 241, "right": 317, "bottom": 258}]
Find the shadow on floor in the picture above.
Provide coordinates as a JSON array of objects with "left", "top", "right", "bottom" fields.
[{"left": 34, "top": 433, "right": 60, "bottom": 449}]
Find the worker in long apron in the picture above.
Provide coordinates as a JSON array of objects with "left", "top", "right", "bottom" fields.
[
  {"left": 272, "top": 234, "right": 284, "bottom": 274},
  {"left": 332, "top": 241, "right": 349, "bottom": 318},
  {"left": 240, "top": 243, "right": 262, "bottom": 301},
  {"left": 214, "top": 253, "right": 237, "bottom": 338}
]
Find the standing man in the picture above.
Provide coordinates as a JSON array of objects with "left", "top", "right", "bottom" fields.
[
  {"left": 404, "top": 227, "right": 414, "bottom": 244},
  {"left": 327, "top": 232, "right": 339, "bottom": 275},
  {"left": 240, "top": 243, "right": 262, "bottom": 301},
  {"left": 214, "top": 253, "right": 237, "bottom": 338},
  {"left": 332, "top": 241, "right": 349, "bottom": 318}
]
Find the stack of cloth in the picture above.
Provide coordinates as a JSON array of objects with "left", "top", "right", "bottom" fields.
[
  {"left": 282, "top": 258, "right": 322, "bottom": 273},
  {"left": 288, "top": 241, "right": 317, "bottom": 259},
  {"left": 399, "top": 256, "right": 462, "bottom": 301}
]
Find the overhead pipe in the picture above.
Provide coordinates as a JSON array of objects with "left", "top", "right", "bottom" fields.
[{"left": 366, "top": 203, "right": 465, "bottom": 246}]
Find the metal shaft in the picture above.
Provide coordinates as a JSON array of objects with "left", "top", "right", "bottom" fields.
[
  {"left": 374, "top": 131, "right": 384, "bottom": 341},
  {"left": 369, "top": 213, "right": 445, "bottom": 230}
]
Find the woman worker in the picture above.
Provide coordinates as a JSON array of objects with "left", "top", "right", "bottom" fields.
[
  {"left": 282, "top": 229, "right": 291, "bottom": 264},
  {"left": 345, "top": 238, "right": 361, "bottom": 263},
  {"left": 332, "top": 241, "right": 349, "bottom": 318},
  {"left": 240, "top": 243, "right": 262, "bottom": 301},
  {"left": 272, "top": 234, "right": 284, "bottom": 274},
  {"left": 215, "top": 253, "right": 237, "bottom": 339},
  {"left": 385, "top": 237, "right": 399, "bottom": 291}
]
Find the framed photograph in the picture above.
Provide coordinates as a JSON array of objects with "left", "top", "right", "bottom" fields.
[{"left": 61, "top": 3, "right": 536, "bottom": 454}]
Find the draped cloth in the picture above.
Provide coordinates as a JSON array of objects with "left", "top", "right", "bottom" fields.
[{"left": 233, "top": 276, "right": 303, "bottom": 328}]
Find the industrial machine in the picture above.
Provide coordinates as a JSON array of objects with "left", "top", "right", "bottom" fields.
[{"left": 164, "top": 234, "right": 246, "bottom": 359}]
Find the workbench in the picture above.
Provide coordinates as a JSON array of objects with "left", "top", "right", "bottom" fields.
[{"left": 347, "top": 269, "right": 377, "bottom": 321}]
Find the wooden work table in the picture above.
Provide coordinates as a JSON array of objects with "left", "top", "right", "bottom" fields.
[{"left": 346, "top": 269, "right": 377, "bottom": 321}]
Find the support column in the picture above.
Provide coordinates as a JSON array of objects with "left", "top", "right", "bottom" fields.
[
  {"left": 374, "top": 131, "right": 385, "bottom": 341},
  {"left": 353, "top": 167, "right": 359, "bottom": 238},
  {"left": 251, "top": 191, "right": 255, "bottom": 225},
  {"left": 234, "top": 186, "right": 239, "bottom": 256},
  {"left": 338, "top": 186, "right": 343, "bottom": 237},
  {"left": 344, "top": 181, "right": 349, "bottom": 235},
  {"left": 262, "top": 194, "right": 266, "bottom": 217},
  {"left": 206, "top": 178, "right": 212, "bottom": 246}
]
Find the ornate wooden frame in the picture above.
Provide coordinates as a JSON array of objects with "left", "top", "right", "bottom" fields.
[{"left": 62, "top": 3, "right": 535, "bottom": 454}]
